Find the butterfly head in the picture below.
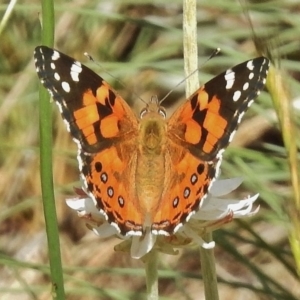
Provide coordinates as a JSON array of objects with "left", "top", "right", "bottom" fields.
[{"left": 140, "top": 96, "right": 166, "bottom": 120}]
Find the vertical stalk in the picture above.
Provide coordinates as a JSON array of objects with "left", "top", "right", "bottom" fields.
[
  {"left": 200, "top": 233, "right": 220, "bottom": 300},
  {"left": 183, "top": 0, "right": 219, "bottom": 299},
  {"left": 183, "top": 0, "right": 199, "bottom": 97},
  {"left": 144, "top": 250, "right": 159, "bottom": 300},
  {"left": 38, "top": 0, "right": 65, "bottom": 298}
]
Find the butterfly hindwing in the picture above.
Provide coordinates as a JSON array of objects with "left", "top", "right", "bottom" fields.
[
  {"left": 152, "top": 145, "right": 219, "bottom": 234},
  {"left": 80, "top": 147, "right": 144, "bottom": 235}
]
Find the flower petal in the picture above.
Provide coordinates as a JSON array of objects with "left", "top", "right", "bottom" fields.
[
  {"left": 92, "top": 223, "right": 119, "bottom": 238},
  {"left": 131, "top": 228, "right": 156, "bottom": 259},
  {"left": 66, "top": 198, "right": 87, "bottom": 210},
  {"left": 193, "top": 193, "right": 259, "bottom": 221},
  {"left": 209, "top": 177, "right": 243, "bottom": 197},
  {"left": 66, "top": 196, "right": 99, "bottom": 214}
]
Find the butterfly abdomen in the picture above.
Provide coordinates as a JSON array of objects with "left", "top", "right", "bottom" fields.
[
  {"left": 135, "top": 117, "right": 167, "bottom": 218},
  {"left": 135, "top": 153, "right": 166, "bottom": 217}
]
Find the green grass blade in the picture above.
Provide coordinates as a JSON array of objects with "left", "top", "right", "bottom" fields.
[{"left": 38, "top": 0, "right": 65, "bottom": 299}]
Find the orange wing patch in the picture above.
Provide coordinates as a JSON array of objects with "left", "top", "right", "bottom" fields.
[
  {"left": 202, "top": 95, "right": 228, "bottom": 154},
  {"left": 73, "top": 90, "right": 102, "bottom": 145},
  {"left": 152, "top": 144, "right": 217, "bottom": 233},
  {"left": 81, "top": 146, "right": 144, "bottom": 235},
  {"left": 167, "top": 88, "right": 231, "bottom": 160}
]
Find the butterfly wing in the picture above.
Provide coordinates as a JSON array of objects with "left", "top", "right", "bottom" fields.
[
  {"left": 168, "top": 57, "right": 269, "bottom": 161},
  {"left": 34, "top": 46, "right": 142, "bottom": 235},
  {"left": 152, "top": 142, "right": 219, "bottom": 234},
  {"left": 152, "top": 57, "right": 269, "bottom": 234},
  {"left": 34, "top": 46, "right": 138, "bottom": 153}
]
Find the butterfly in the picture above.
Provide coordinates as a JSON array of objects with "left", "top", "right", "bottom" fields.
[{"left": 34, "top": 46, "right": 269, "bottom": 237}]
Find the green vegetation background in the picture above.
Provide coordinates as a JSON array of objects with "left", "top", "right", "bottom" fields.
[{"left": 0, "top": 0, "right": 299, "bottom": 299}]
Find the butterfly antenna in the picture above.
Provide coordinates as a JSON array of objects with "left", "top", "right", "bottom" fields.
[
  {"left": 159, "top": 48, "right": 221, "bottom": 105},
  {"left": 84, "top": 52, "right": 148, "bottom": 105}
]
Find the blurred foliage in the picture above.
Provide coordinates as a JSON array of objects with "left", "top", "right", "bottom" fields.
[{"left": 0, "top": 0, "right": 299, "bottom": 299}]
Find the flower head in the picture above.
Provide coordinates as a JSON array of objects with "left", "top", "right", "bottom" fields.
[{"left": 66, "top": 178, "right": 259, "bottom": 259}]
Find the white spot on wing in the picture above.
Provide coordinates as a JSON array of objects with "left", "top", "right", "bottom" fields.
[
  {"left": 243, "top": 82, "right": 249, "bottom": 90},
  {"left": 63, "top": 118, "right": 71, "bottom": 132},
  {"left": 50, "top": 62, "right": 56, "bottom": 69},
  {"left": 249, "top": 72, "right": 254, "bottom": 80},
  {"left": 54, "top": 72, "right": 60, "bottom": 81},
  {"left": 52, "top": 50, "right": 60, "bottom": 60},
  {"left": 225, "top": 69, "right": 235, "bottom": 89},
  {"left": 228, "top": 129, "right": 237, "bottom": 143},
  {"left": 215, "top": 150, "right": 224, "bottom": 163},
  {"left": 77, "top": 150, "right": 85, "bottom": 172},
  {"left": 237, "top": 111, "right": 245, "bottom": 124},
  {"left": 111, "top": 222, "right": 123, "bottom": 234},
  {"left": 61, "top": 81, "right": 70, "bottom": 92},
  {"left": 56, "top": 101, "right": 63, "bottom": 113},
  {"left": 247, "top": 99, "right": 254, "bottom": 108},
  {"left": 126, "top": 229, "right": 142, "bottom": 236},
  {"left": 101, "top": 173, "right": 108, "bottom": 182},
  {"left": 70, "top": 61, "right": 82, "bottom": 82},
  {"left": 172, "top": 222, "right": 184, "bottom": 234},
  {"left": 247, "top": 60, "right": 254, "bottom": 71},
  {"left": 233, "top": 90, "right": 241, "bottom": 101}
]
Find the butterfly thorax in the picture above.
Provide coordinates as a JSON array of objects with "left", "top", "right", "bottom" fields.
[{"left": 135, "top": 112, "right": 167, "bottom": 221}]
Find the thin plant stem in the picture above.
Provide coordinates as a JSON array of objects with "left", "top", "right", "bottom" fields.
[
  {"left": 144, "top": 250, "right": 159, "bottom": 300},
  {"left": 267, "top": 64, "right": 300, "bottom": 275},
  {"left": 0, "top": 0, "right": 17, "bottom": 37},
  {"left": 200, "top": 233, "right": 220, "bottom": 300},
  {"left": 183, "top": 0, "right": 199, "bottom": 97},
  {"left": 38, "top": 0, "right": 66, "bottom": 298},
  {"left": 183, "top": 0, "right": 219, "bottom": 299}
]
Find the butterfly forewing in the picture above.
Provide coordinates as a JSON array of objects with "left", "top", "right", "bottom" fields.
[
  {"left": 34, "top": 46, "right": 137, "bottom": 153},
  {"left": 201, "top": 57, "right": 269, "bottom": 155},
  {"left": 168, "top": 57, "right": 269, "bottom": 161}
]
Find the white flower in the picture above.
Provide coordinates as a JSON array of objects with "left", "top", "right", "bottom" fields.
[{"left": 66, "top": 178, "right": 259, "bottom": 259}]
